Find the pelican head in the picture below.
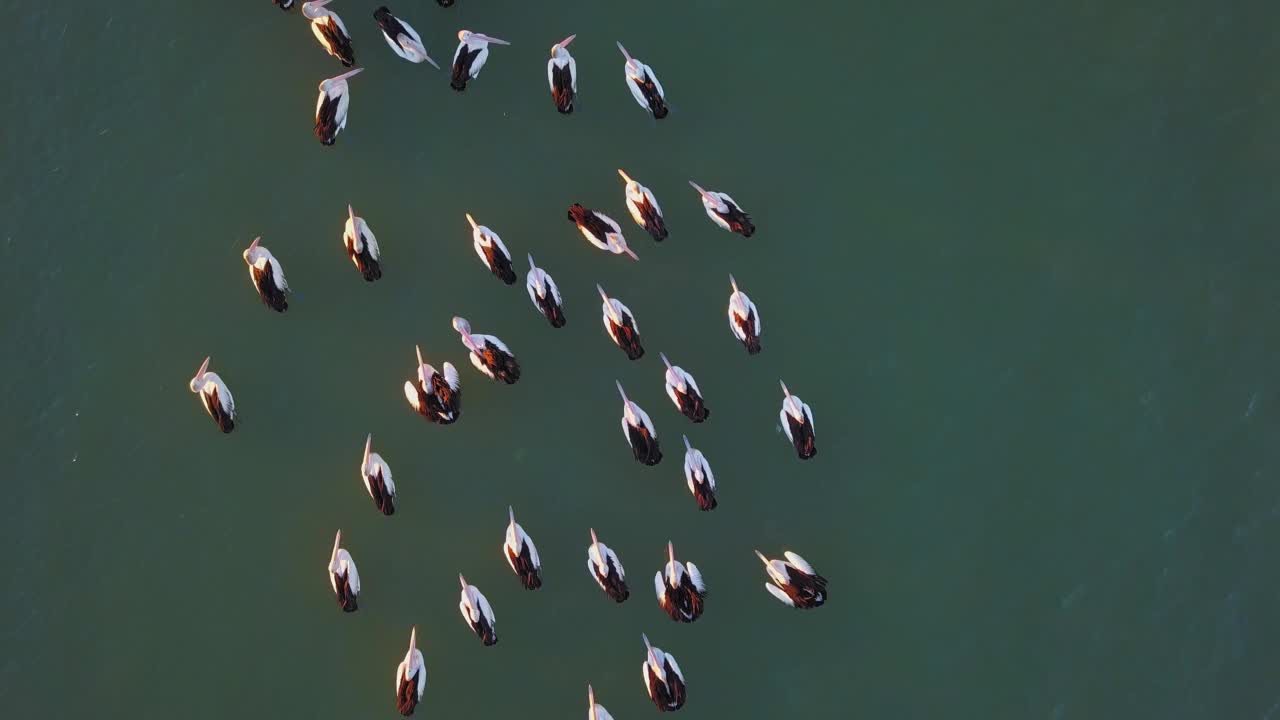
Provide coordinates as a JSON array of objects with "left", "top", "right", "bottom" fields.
[
  {"left": 242, "top": 236, "right": 261, "bottom": 264},
  {"left": 689, "top": 180, "right": 715, "bottom": 202},
  {"left": 415, "top": 344, "right": 425, "bottom": 370},
  {"left": 451, "top": 316, "right": 471, "bottom": 335},
  {"left": 607, "top": 234, "right": 638, "bottom": 261},
  {"left": 551, "top": 34, "right": 576, "bottom": 57},
  {"left": 190, "top": 356, "right": 211, "bottom": 392},
  {"left": 330, "top": 529, "right": 342, "bottom": 566},
  {"left": 362, "top": 434, "right": 372, "bottom": 472},
  {"left": 302, "top": 0, "right": 332, "bottom": 20}
]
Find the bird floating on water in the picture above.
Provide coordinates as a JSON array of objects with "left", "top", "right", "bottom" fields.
[
  {"left": 778, "top": 380, "right": 816, "bottom": 459},
  {"left": 587, "top": 685, "right": 615, "bottom": 720},
  {"left": 458, "top": 574, "right": 498, "bottom": 645},
  {"left": 243, "top": 237, "right": 290, "bottom": 312},
  {"left": 303, "top": 0, "right": 355, "bottom": 67},
  {"left": 452, "top": 317, "right": 521, "bottom": 384},
  {"left": 466, "top": 213, "right": 516, "bottom": 285},
  {"left": 395, "top": 626, "right": 426, "bottom": 716},
  {"left": 689, "top": 181, "right": 755, "bottom": 237},
  {"left": 403, "top": 345, "right": 461, "bottom": 424},
  {"left": 525, "top": 254, "right": 565, "bottom": 328},
  {"left": 617, "top": 380, "right": 661, "bottom": 465},
  {"left": 273, "top": 0, "right": 295, "bottom": 10},
  {"left": 617, "top": 42, "right": 668, "bottom": 119},
  {"left": 343, "top": 204, "right": 382, "bottom": 281},
  {"left": 755, "top": 549, "right": 828, "bottom": 609},
  {"left": 503, "top": 506, "right": 542, "bottom": 590},
  {"left": 586, "top": 528, "right": 629, "bottom": 603},
  {"left": 451, "top": 30, "right": 510, "bottom": 91},
  {"left": 641, "top": 633, "right": 686, "bottom": 711},
  {"left": 374, "top": 6, "right": 440, "bottom": 67},
  {"left": 361, "top": 434, "right": 397, "bottom": 515},
  {"left": 598, "top": 285, "right": 644, "bottom": 360},
  {"left": 189, "top": 356, "right": 235, "bottom": 433},
  {"left": 547, "top": 34, "right": 578, "bottom": 113},
  {"left": 660, "top": 353, "right": 708, "bottom": 423},
  {"left": 654, "top": 541, "right": 706, "bottom": 623},
  {"left": 727, "top": 275, "right": 761, "bottom": 354},
  {"left": 569, "top": 204, "right": 637, "bottom": 260},
  {"left": 681, "top": 436, "right": 717, "bottom": 511},
  {"left": 328, "top": 529, "right": 360, "bottom": 612},
  {"left": 618, "top": 169, "right": 668, "bottom": 241},
  {"left": 315, "top": 67, "right": 363, "bottom": 146}
]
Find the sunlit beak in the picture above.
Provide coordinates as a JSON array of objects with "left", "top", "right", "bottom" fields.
[
  {"left": 477, "top": 34, "right": 510, "bottom": 45},
  {"left": 558, "top": 34, "right": 577, "bottom": 49},
  {"left": 415, "top": 344, "right": 425, "bottom": 370},
  {"left": 196, "top": 356, "right": 210, "bottom": 380},
  {"left": 779, "top": 380, "right": 790, "bottom": 397},
  {"left": 458, "top": 574, "right": 469, "bottom": 590},
  {"left": 616, "top": 41, "right": 632, "bottom": 61},
  {"left": 688, "top": 180, "right": 710, "bottom": 199},
  {"left": 729, "top": 274, "right": 739, "bottom": 293},
  {"left": 617, "top": 168, "right": 633, "bottom": 185},
  {"left": 421, "top": 51, "right": 440, "bottom": 70},
  {"left": 526, "top": 253, "right": 536, "bottom": 270},
  {"left": 659, "top": 352, "right": 671, "bottom": 369},
  {"left": 589, "top": 528, "right": 600, "bottom": 554},
  {"left": 409, "top": 626, "right": 417, "bottom": 655},
  {"left": 331, "top": 67, "right": 364, "bottom": 83},
  {"left": 248, "top": 236, "right": 260, "bottom": 251},
  {"left": 596, "top": 284, "right": 609, "bottom": 303},
  {"left": 755, "top": 550, "right": 770, "bottom": 566},
  {"left": 331, "top": 530, "right": 341, "bottom": 564},
  {"left": 347, "top": 204, "right": 355, "bottom": 224},
  {"left": 588, "top": 685, "right": 596, "bottom": 716},
  {"left": 508, "top": 505, "right": 515, "bottom": 526},
  {"left": 362, "top": 434, "right": 372, "bottom": 468},
  {"left": 465, "top": 213, "right": 478, "bottom": 231}
]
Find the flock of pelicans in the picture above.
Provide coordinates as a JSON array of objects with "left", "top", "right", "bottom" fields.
[{"left": 191, "top": 1, "right": 827, "bottom": 715}]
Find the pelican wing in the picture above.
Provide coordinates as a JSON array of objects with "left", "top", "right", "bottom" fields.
[
  {"left": 625, "top": 64, "right": 650, "bottom": 109},
  {"left": 663, "top": 651, "right": 684, "bottom": 683},
  {"left": 779, "top": 406, "right": 794, "bottom": 444},
  {"left": 359, "top": 220, "right": 379, "bottom": 259},
  {"left": 545, "top": 57, "right": 555, "bottom": 93},
  {"left": 403, "top": 381, "right": 421, "bottom": 411},
  {"left": 477, "top": 333, "right": 511, "bottom": 355},
  {"left": 607, "top": 547, "right": 625, "bottom": 580},
  {"left": 522, "top": 529, "right": 541, "bottom": 568},
  {"left": 784, "top": 551, "right": 816, "bottom": 576},
  {"left": 209, "top": 374, "right": 234, "bottom": 417},
  {"left": 475, "top": 589, "right": 495, "bottom": 624},
  {"left": 342, "top": 553, "right": 361, "bottom": 594},
  {"left": 634, "top": 403, "right": 656, "bottom": 438},
  {"left": 468, "top": 351, "right": 496, "bottom": 380},
  {"left": 686, "top": 562, "right": 705, "bottom": 593},
  {"left": 642, "top": 187, "right": 662, "bottom": 217},
  {"left": 442, "top": 362, "right": 460, "bottom": 390},
  {"left": 469, "top": 45, "right": 491, "bottom": 78},
  {"left": 765, "top": 582, "right": 796, "bottom": 607},
  {"left": 803, "top": 402, "right": 816, "bottom": 433},
  {"left": 653, "top": 571, "right": 666, "bottom": 601}
]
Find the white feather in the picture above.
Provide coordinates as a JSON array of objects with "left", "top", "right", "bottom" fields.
[
  {"left": 784, "top": 551, "right": 816, "bottom": 576},
  {"left": 765, "top": 583, "right": 795, "bottom": 607},
  {"left": 686, "top": 562, "right": 705, "bottom": 593}
]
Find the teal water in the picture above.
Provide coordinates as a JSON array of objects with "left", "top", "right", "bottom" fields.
[{"left": 4, "top": 1, "right": 1280, "bottom": 717}]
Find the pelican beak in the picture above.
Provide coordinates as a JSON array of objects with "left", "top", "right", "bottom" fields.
[
  {"left": 362, "top": 434, "right": 372, "bottom": 469},
  {"left": 331, "top": 530, "right": 341, "bottom": 564},
  {"left": 331, "top": 67, "right": 364, "bottom": 82},
  {"left": 616, "top": 41, "right": 632, "bottom": 61},
  {"left": 508, "top": 505, "right": 515, "bottom": 527},
  {"left": 527, "top": 253, "right": 536, "bottom": 270},
  {"left": 477, "top": 34, "right": 510, "bottom": 45},
  {"left": 590, "top": 528, "right": 600, "bottom": 556},
  {"left": 659, "top": 352, "right": 671, "bottom": 369},
  {"left": 415, "top": 344, "right": 425, "bottom": 370},
  {"left": 617, "top": 168, "right": 633, "bottom": 185},
  {"left": 465, "top": 213, "right": 478, "bottom": 231},
  {"left": 458, "top": 573, "right": 468, "bottom": 590},
  {"left": 615, "top": 380, "right": 627, "bottom": 403},
  {"left": 588, "top": 684, "right": 596, "bottom": 715},
  {"left": 642, "top": 632, "right": 652, "bottom": 651},
  {"left": 558, "top": 34, "right": 577, "bottom": 49},
  {"left": 195, "top": 356, "right": 210, "bottom": 380},
  {"left": 623, "top": 246, "right": 639, "bottom": 261},
  {"left": 422, "top": 51, "right": 440, "bottom": 70},
  {"left": 729, "top": 274, "right": 739, "bottom": 293},
  {"left": 248, "top": 236, "right": 260, "bottom": 251},
  {"left": 779, "top": 380, "right": 791, "bottom": 398},
  {"left": 688, "top": 180, "right": 709, "bottom": 198},
  {"left": 682, "top": 434, "right": 691, "bottom": 451},
  {"left": 596, "top": 284, "right": 609, "bottom": 303},
  {"left": 667, "top": 541, "right": 676, "bottom": 566},
  {"left": 667, "top": 542, "right": 677, "bottom": 584},
  {"left": 312, "top": 0, "right": 333, "bottom": 7},
  {"left": 409, "top": 626, "right": 417, "bottom": 655},
  {"left": 347, "top": 204, "right": 355, "bottom": 223}
]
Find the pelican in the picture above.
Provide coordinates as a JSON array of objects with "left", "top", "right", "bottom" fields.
[
  {"left": 466, "top": 213, "right": 515, "bottom": 285},
  {"left": 588, "top": 685, "right": 615, "bottom": 720},
  {"left": 395, "top": 627, "right": 426, "bottom": 716},
  {"left": 618, "top": 169, "right": 668, "bottom": 241},
  {"left": 598, "top": 285, "right": 644, "bottom": 360},
  {"left": 547, "top": 34, "right": 578, "bottom": 113},
  {"left": 779, "top": 381, "right": 817, "bottom": 459},
  {"left": 328, "top": 529, "right": 360, "bottom": 612},
  {"left": 274, "top": 0, "right": 295, "bottom": 9},
  {"left": 503, "top": 506, "right": 542, "bottom": 590},
  {"left": 303, "top": 1, "right": 354, "bottom": 67},
  {"left": 586, "top": 528, "right": 629, "bottom": 603},
  {"left": 641, "top": 634, "right": 686, "bottom": 712},
  {"left": 689, "top": 181, "right": 755, "bottom": 237},
  {"left": 402, "top": 345, "right": 461, "bottom": 424},
  {"left": 315, "top": 67, "right": 363, "bottom": 146},
  {"left": 344, "top": 204, "right": 382, "bottom": 281},
  {"left": 653, "top": 541, "right": 706, "bottom": 623},
  {"left": 525, "top": 254, "right": 565, "bottom": 328},
  {"left": 458, "top": 574, "right": 498, "bottom": 646},
  {"left": 755, "top": 550, "right": 828, "bottom": 609},
  {"left": 450, "top": 30, "right": 510, "bottom": 91},
  {"left": 727, "top": 274, "right": 761, "bottom": 354},
  {"left": 375, "top": 6, "right": 440, "bottom": 67},
  {"left": 659, "top": 353, "right": 708, "bottom": 423},
  {"left": 681, "top": 436, "right": 717, "bottom": 511},
  {"left": 568, "top": 204, "right": 637, "bottom": 260},
  {"left": 451, "top": 317, "right": 520, "bottom": 384},
  {"left": 616, "top": 380, "right": 661, "bottom": 465},
  {"left": 189, "top": 356, "right": 235, "bottom": 433},
  {"left": 617, "top": 42, "right": 668, "bottom": 119},
  {"left": 361, "top": 434, "right": 396, "bottom": 515},
  {"left": 242, "top": 237, "right": 289, "bottom": 312}
]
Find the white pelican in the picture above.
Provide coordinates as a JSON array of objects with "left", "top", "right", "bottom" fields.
[
  {"left": 525, "top": 254, "right": 565, "bottom": 328},
  {"left": 689, "top": 180, "right": 755, "bottom": 237},
  {"left": 641, "top": 634, "right": 686, "bottom": 711},
  {"left": 568, "top": 204, "right": 637, "bottom": 260},
  {"left": 659, "top": 353, "right": 708, "bottom": 422},
  {"left": 450, "top": 30, "right": 510, "bottom": 91},
  {"left": 617, "top": 42, "right": 668, "bottom": 119},
  {"left": 779, "top": 380, "right": 817, "bottom": 459},
  {"left": 303, "top": 1, "right": 354, "bottom": 67},
  {"left": 242, "top": 237, "right": 289, "bottom": 312},
  {"left": 586, "top": 528, "right": 629, "bottom": 603},
  {"left": 458, "top": 574, "right": 498, "bottom": 646},
  {"left": 394, "top": 626, "right": 426, "bottom": 716},
  {"left": 653, "top": 541, "right": 706, "bottom": 623},
  {"left": 465, "top": 213, "right": 515, "bottom": 285},
  {"left": 618, "top": 169, "right": 668, "bottom": 241},
  {"left": 727, "top": 274, "right": 761, "bottom": 354},
  {"left": 451, "top": 317, "right": 520, "bottom": 384},
  {"left": 189, "top": 356, "right": 235, "bottom": 433},
  {"left": 327, "top": 529, "right": 360, "bottom": 612},
  {"left": 403, "top": 345, "right": 461, "bottom": 424},
  {"left": 755, "top": 549, "right": 828, "bottom": 609},
  {"left": 587, "top": 685, "right": 615, "bottom": 720},
  {"left": 315, "top": 67, "right": 363, "bottom": 146},
  {"left": 503, "top": 506, "right": 542, "bottom": 590},
  {"left": 681, "top": 436, "right": 717, "bottom": 511},
  {"left": 344, "top": 204, "right": 382, "bottom": 281},
  {"left": 547, "top": 34, "right": 578, "bottom": 113},
  {"left": 616, "top": 380, "right": 661, "bottom": 465},
  {"left": 598, "top": 285, "right": 644, "bottom": 360},
  {"left": 361, "top": 434, "right": 397, "bottom": 515},
  {"left": 375, "top": 6, "right": 440, "bottom": 67}
]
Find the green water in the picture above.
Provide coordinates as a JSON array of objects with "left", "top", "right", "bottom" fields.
[{"left": 5, "top": 1, "right": 1280, "bottom": 717}]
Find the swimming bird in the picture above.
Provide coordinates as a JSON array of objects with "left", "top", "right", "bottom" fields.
[
  {"left": 641, "top": 634, "right": 686, "bottom": 712},
  {"left": 450, "top": 30, "right": 510, "bottom": 91},
  {"left": 588, "top": 685, "right": 615, "bottom": 720},
  {"left": 452, "top": 317, "right": 520, "bottom": 384},
  {"left": 315, "top": 67, "right": 363, "bottom": 146},
  {"left": 344, "top": 204, "right": 382, "bottom": 281},
  {"left": 395, "top": 627, "right": 426, "bottom": 716},
  {"left": 586, "top": 528, "right": 629, "bottom": 603},
  {"left": 403, "top": 345, "right": 461, "bottom": 424},
  {"left": 617, "top": 42, "right": 668, "bottom": 119},
  {"left": 361, "top": 434, "right": 396, "bottom": 515},
  {"left": 545, "top": 34, "right": 578, "bottom": 113},
  {"left": 242, "top": 237, "right": 289, "bottom": 312},
  {"left": 374, "top": 6, "right": 440, "bottom": 67},
  {"left": 659, "top": 353, "right": 708, "bottom": 422},
  {"left": 458, "top": 574, "right": 497, "bottom": 646},
  {"left": 616, "top": 380, "right": 661, "bottom": 465},
  {"left": 681, "top": 436, "right": 717, "bottom": 511},
  {"left": 189, "top": 356, "right": 236, "bottom": 433},
  {"left": 689, "top": 181, "right": 755, "bottom": 237},
  {"left": 779, "top": 380, "right": 816, "bottom": 459},
  {"left": 525, "top": 254, "right": 565, "bottom": 328},
  {"left": 466, "top": 213, "right": 516, "bottom": 285},
  {"left": 598, "top": 285, "right": 644, "bottom": 360},
  {"left": 727, "top": 274, "right": 761, "bottom": 354},
  {"left": 755, "top": 550, "right": 828, "bottom": 609},
  {"left": 569, "top": 204, "right": 637, "bottom": 260},
  {"left": 653, "top": 541, "right": 705, "bottom": 623},
  {"left": 503, "top": 506, "right": 542, "bottom": 590},
  {"left": 328, "top": 529, "right": 360, "bottom": 612},
  {"left": 274, "top": 0, "right": 295, "bottom": 10},
  {"left": 303, "top": 1, "right": 355, "bottom": 67},
  {"left": 436, "top": 0, "right": 454, "bottom": 6},
  {"left": 618, "top": 169, "right": 668, "bottom": 241}
]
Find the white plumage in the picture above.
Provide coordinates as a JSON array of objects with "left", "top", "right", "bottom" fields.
[
  {"left": 189, "top": 356, "right": 235, "bottom": 432},
  {"left": 394, "top": 627, "right": 427, "bottom": 715},
  {"left": 617, "top": 42, "right": 667, "bottom": 116},
  {"left": 681, "top": 435, "right": 716, "bottom": 499},
  {"left": 375, "top": 8, "right": 439, "bottom": 67},
  {"left": 728, "top": 274, "right": 761, "bottom": 348},
  {"left": 327, "top": 530, "right": 361, "bottom": 599},
  {"left": 303, "top": 1, "right": 353, "bottom": 65},
  {"left": 457, "top": 574, "right": 498, "bottom": 645}
]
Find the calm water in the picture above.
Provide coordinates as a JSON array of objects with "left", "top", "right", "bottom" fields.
[{"left": 5, "top": 1, "right": 1280, "bottom": 717}]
